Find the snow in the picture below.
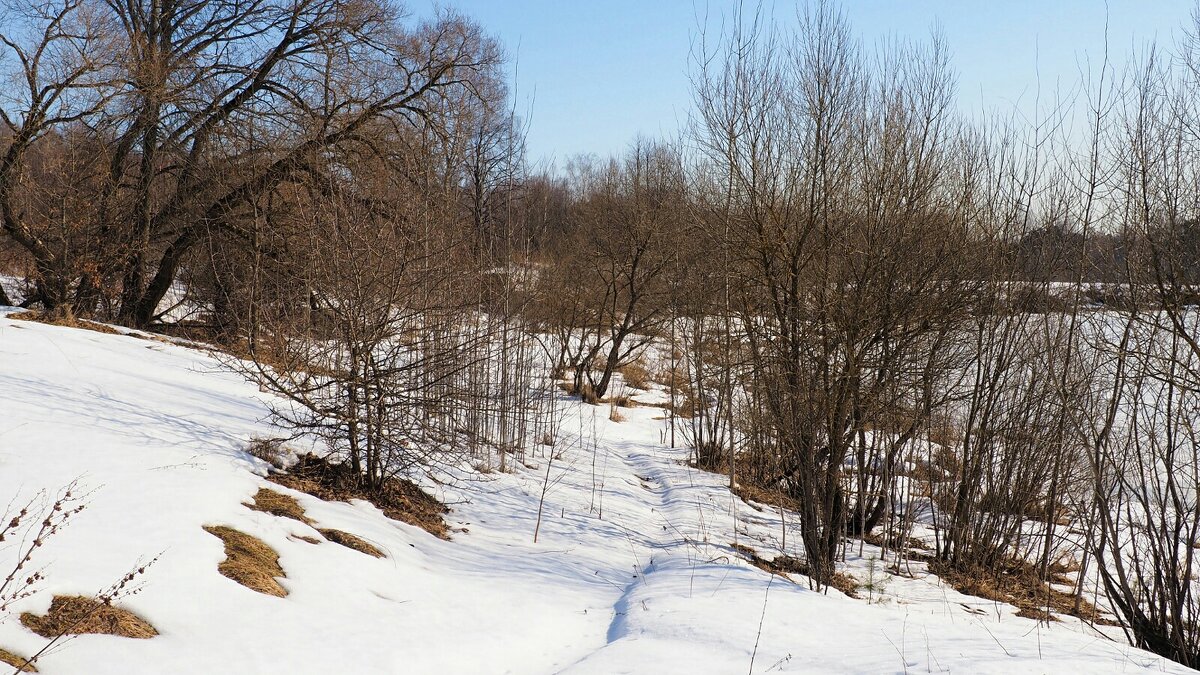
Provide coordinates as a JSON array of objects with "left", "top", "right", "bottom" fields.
[{"left": 0, "top": 309, "right": 1190, "bottom": 674}]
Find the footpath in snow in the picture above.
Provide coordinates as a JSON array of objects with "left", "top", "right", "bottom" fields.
[{"left": 0, "top": 309, "right": 1189, "bottom": 674}]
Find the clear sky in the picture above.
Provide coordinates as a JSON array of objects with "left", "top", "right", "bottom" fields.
[{"left": 419, "top": 1, "right": 1197, "bottom": 169}]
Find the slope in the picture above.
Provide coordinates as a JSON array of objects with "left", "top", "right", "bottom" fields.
[{"left": 0, "top": 309, "right": 1189, "bottom": 674}]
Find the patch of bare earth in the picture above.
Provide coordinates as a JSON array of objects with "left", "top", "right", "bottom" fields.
[
  {"left": 0, "top": 647, "right": 37, "bottom": 672},
  {"left": 269, "top": 454, "right": 449, "bottom": 539},
  {"left": 319, "top": 529, "right": 385, "bottom": 558},
  {"left": 203, "top": 525, "right": 288, "bottom": 597},
  {"left": 20, "top": 595, "right": 157, "bottom": 639}
]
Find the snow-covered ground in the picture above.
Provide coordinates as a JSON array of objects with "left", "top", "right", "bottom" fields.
[{"left": 0, "top": 308, "right": 1190, "bottom": 674}]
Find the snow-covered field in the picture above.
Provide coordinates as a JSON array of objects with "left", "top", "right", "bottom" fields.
[{"left": 0, "top": 308, "right": 1190, "bottom": 674}]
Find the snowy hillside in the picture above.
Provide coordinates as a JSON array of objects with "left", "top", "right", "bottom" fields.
[{"left": 0, "top": 309, "right": 1189, "bottom": 674}]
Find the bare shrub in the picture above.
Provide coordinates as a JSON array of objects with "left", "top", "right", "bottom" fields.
[{"left": 245, "top": 439, "right": 288, "bottom": 470}]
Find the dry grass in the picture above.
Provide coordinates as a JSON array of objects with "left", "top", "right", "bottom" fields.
[
  {"left": 245, "top": 487, "right": 313, "bottom": 526},
  {"left": 608, "top": 404, "right": 626, "bottom": 422},
  {"left": 20, "top": 595, "right": 157, "bottom": 639},
  {"left": 606, "top": 395, "right": 636, "bottom": 408},
  {"left": 689, "top": 441, "right": 729, "bottom": 473},
  {"left": 618, "top": 360, "right": 651, "bottom": 390},
  {"left": 651, "top": 363, "right": 686, "bottom": 389},
  {"left": 732, "top": 481, "right": 804, "bottom": 514},
  {"left": 203, "top": 525, "right": 288, "bottom": 597},
  {"left": 0, "top": 647, "right": 37, "bottom": 672},
  {"left": 731, "top": 542, "right": 808, "bottom": 576},
  {"left": 829, "top": 571, "right": 862, "bottom": 598},
  {"left": 730, "top": 542, "right": 860, "bottom": 598},
  {"left": 247, "top": 486, "right": 382, "bottom": 556},
  {"left": 650, "top": 365, "right": 698, "bottom": 419},
  {"left": 9, "top": 310, "right": 120, "bottom": 335},
  {"left": 269, "top": 454, "right": 449, "bottom": 539},
  {"left": 927, "top": 421, "right": 963, "bottom": 449},
  {"left": 319, "top": 529, "right": 385, "bottom": 558},
  {"left": 929, "top": 557, "right": 1111, "bottom": 624}
]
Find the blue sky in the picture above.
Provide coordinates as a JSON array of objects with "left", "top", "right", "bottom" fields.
[{"left": 420, "top": 1, "right": 1196, "bottom": 168}]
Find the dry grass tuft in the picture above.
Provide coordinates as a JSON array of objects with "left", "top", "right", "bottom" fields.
[
  {"left": 203, "top": 525, "right": 288, "bottom": 597},
  {"left": 270, "top": 454, "right": 449, "bottom": 539},
  {"left": 619, "top": 360, "right": 652, "bottom": 390},
  {"left": 608, "top": 404, "right": 625, "bottom": 422},
  {"left": 0, "top": 647, "right": 37, "bottom": 672},
  {"left": 9, "top": 310, "right": 120, "bottom": 335},
  {"left": 828, "top": 571, "right": 862, "bottom": 598},
  {"left": 606, "top": 395, "right": 636, "bottom": 408},
  {"left": 246, "top": 487, "right": 313, "bottom": 526},
  {"left": 20, "top": 595, "right": 157, "bottom": 639},
  {"left": 319, "top": 529, "right": 385, "bottom": 558},
  {"left": 649, "top": 365, "right": 697, "bottom": 419}
]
